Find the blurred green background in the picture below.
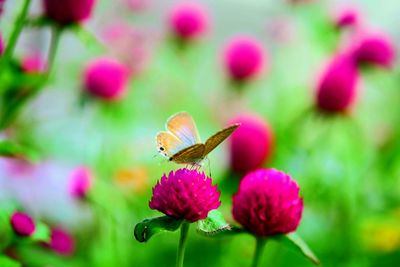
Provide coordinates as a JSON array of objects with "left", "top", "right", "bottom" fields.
[{"left": 0, "top": 0, "right": 400, "bottom": 266}]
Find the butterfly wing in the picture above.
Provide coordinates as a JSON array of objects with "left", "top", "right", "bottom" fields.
[
  {"left": 170, "top": 144, "right": 205, "bottom": 164},
  {"left": 203, "top": 123, "right": 240, "bottom": 156},
  {"left": 156, "top": 131, "right": 188, "bottom": 158},
  {"left": 166, "top": 112, "right": 201, "bottom": 146}
]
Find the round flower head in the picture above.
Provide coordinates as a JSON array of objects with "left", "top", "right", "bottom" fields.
[
  {"left": 352, "top": 34, "right": 396, "bottom": 69},
  {"left": 334, "top": 7, "right": 359, "bottom": 30},
  {"left": 232, "top": 169, "right": 303, "bottom": 237},
  {"left": 21, "top": 54, "right": 47, "bottom": 73},
  {"left": 49, "top": 228, "right": 75, "bottom": 256},
  {"left": 42, "top": 0, "right": 96, "bottom": 26},
  {"left": 228, "top": 114, "right": 273, "bottom": 174},
  {"left": 68, "top": 166, "right": 93, "bottom": 199},
  {"left": 169, "top": 2, "right": 209, "bottom": 41},
  {"left": 149, "top": 168, "right": 220, "bottom": 222},
  {"left": 10, "top": 212, "right": 36, "bottom": 236},
  {"left": 83, "top": 57, "right": 129, "bottom": 101},
  {"left": 223, "top": 36, "right": 266, "bottom": 82},
  {"left": 316, "top": 53, "right": 359, "bottom": 113}
]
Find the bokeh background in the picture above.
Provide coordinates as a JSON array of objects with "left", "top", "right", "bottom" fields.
[{"left": 0, "top": 0, "right": 400, "bottom": 266}]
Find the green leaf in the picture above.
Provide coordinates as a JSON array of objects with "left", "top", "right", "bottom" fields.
[
  {"left": 274, "top": 233, "right": 320, "bottom": 265},
  {"left": 0, "top": 256, "right": 21, "bottom": 267},
  {"left": 0, "top": 140, "right": 39, "bottom": 161},
  {"left": 197, "top": 210, "right": 231, "bottom": 236},
  {"left": 134, "top": 216, "right": 183, "bottom": 243},
  {"left": 30, "top": 222, "right": 50, "bottom": 242}
]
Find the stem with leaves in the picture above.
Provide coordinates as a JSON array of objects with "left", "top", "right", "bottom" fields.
[
  {"left": 252, "top": 237, "right": 267, "bottom": 267},
  {"left": 176, "top": 222, "right": 190, "bottom": 267}
]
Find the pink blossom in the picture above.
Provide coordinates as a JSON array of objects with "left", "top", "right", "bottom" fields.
[
  {"left": 232, "top": 169, "right": 303, "bottom": 236},
  {"left": 10, "top": 212, "right": 36, "bottom": 236},
  {"left": 149, "top": 169, "right": 220, "bottom": 222},
  {"left": 228, "top": 114, "right": 273, "bottom": 174},
  {"left": 223, "top": 36, "right": 266, "bottom": 82},
  {"left": 42, "top": 0, "right": 96, "bottom": 25}
]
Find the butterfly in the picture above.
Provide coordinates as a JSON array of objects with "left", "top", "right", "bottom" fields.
[{"left": 156, "top": 112, "right": 240, "bottom": 166}]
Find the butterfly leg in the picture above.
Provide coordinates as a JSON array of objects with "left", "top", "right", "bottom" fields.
[{"left": 206, "top": 157, "right": 212, "bottom": 178}]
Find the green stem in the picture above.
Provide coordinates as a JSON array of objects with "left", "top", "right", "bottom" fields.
[
  {"left": 3, "top": 0, "right": 32, "bottom": 61},
  {"left": 251, "top": 237, "right": 267, "bottom": 267},
  {"left": 0, "top": 25, "right": 62, "bottom": 130},
  {"left": 176, "top": 222, "right": 190, "bottom": 267},
  {"left": 46, "top": 26, "right": 62, "bottom": 76}
]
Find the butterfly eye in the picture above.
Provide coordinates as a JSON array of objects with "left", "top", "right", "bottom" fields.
[{"left": 160, "top": 147, "right": 165, "bottom": 151}]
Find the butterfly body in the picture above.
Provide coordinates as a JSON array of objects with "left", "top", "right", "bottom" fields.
[{"left": 157, "top": 112, "right": 240, "bottom": 166}]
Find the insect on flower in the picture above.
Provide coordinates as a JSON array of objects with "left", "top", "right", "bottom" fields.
[{"left": 156, "top": 112, "right": 240, "bottom": 167}]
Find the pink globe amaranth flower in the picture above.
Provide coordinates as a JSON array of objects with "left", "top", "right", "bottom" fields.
[
  {"left": 0, "top": 33, "right": 4, "bottom": 55},
  {"left": 169, "top": 2, "right": 209, "bottom": 41},
  {"left": 10, "top": 212, "right": 36, "bottom": 236},
  {"left": 352, "top": 34, "right": 396, "bottom": 69},
  {"left": 83, "top": 57, "right": 129, "bottom": 101},
  {"left": 316, "top": 53, "right": 359, "bottom": 113},
  {"left": 228, "top": 114, "right": 273, "bottom": 174},
  {"left": 68, "top": 166, "right": 93, "bottom": 199},
  {"left": 0, "top": 0, "right": 5, "bottom": 15},
  {"left": 49, "top": 228, "right": 75, "bottom": 256},
  {"left": 21, "top": 54, "right": 47, "bottom": 73},
  {"left": 334, "top": 7, "right": 359, "bottom": 29},
  {"left": 223, "top": 36, "right": 266, "bottom": 82},
  {"left": 42, "top": 0, "right": 96, "bottom": 26},
  {"left": 149, "top": 169, "right": 221, "bottom": 222},
  {"left": 232, "top": 168, "right": 303, "bottom": 237}
]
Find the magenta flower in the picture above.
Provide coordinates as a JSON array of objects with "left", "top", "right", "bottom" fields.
[
  {"left": 169, "top": 2, "right": 209, "bottom": 41},
  {"left": 316, "top": 53, "right": 359, "bottom": 113},
  {"left": 228, "top": 114, "right": 273, "bottom": 174},
  {"left": 68, "top": 166, "right": 93, "bottom": 199},
  {"left": 334, "top": 7, "right": 359, "bottom": 29},
  {"left": 49, "top": 228, "right": 75, "bottom": 256},
  {"left": 0, "top": 33, "right": 4, "bottom": 55},
  {"left": 223, "top": 36, "right": 266, "bottom": 82},
  {"left": 352, "top": 34, "right": 396, "bottom": 69},
  {"left": 83, "top": 57, "right": 129, "bottom": 101},
  {"left": 232, "top": 169, "right": 303, "bottom": 237},
  {"left": 149, "top": 169, "right": 221, "bottom": 222},
  {"left": 42, "top": 0, "right": 96, "bottom": 25},
  {"left": 10, "top": 212, "right": 36, "bottom": 237},
  {"left": 21, "top": 54, "right": 47, "bottom": 73},
  {"left": 0, "top": 0, "right": 5, "bottom": 15}
]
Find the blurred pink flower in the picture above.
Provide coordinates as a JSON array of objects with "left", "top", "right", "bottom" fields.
[
  {"left": 0, "top": 0, "right": 5, "bottom": 15},
  {"left": 149, "top": 169, "right": 220, "bottom": 222},
  {"left": 232, "top": 168, "right": 303, "bottom": 236},
  {"left": 125, "top": 0, "right": 150, "bottom": 12},
  {"left": 102, "top": 23, "right": 153, "bottom": 76},
  {"left": 68, "top": 166, "right": 93, "bottom": 200},
  {"left": 10, "top": 211, "right": 36, "bottom": 236},
  {"left": 42, "top": 0, "right": 96, "bottom": 25},
  {"left": 334, "top": 7, "right": 359, "bottom": 30},
  {"left": 0, "top": 33, "right": 4, "bottom": 55},
  {"left": 49, "top": 227, "right": 75, "bottom": 256},
  {"left": 316, "top": 53, "right": 359, "bottom": 113},
  {"left": 223, "top": 36, "right": 266, "bottom": 82},
  {"left": 83, "top": 57, "right": 129, "bottom": 101},
  {"left": 169, "top": 2, "right": 209, "bottom": 41},
  {"left": 21, "top": 54, "right": 47, "bottom": 73},
  {"left": 352, "top": 34, "right": 396, "bottom": 69},
  {"left": 228, "top": 114, "right": 273, "bottom": 174}
]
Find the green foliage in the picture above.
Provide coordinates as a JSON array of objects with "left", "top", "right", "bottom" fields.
[
  {"left": 196, "top": 210, "right": 231, "bottom": 236},
  {"left": 0, "top": 256, "right": 21, "bottom": 267},
  {"left": 134, "top": 216, "right": 183, "bottom": 243}
]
